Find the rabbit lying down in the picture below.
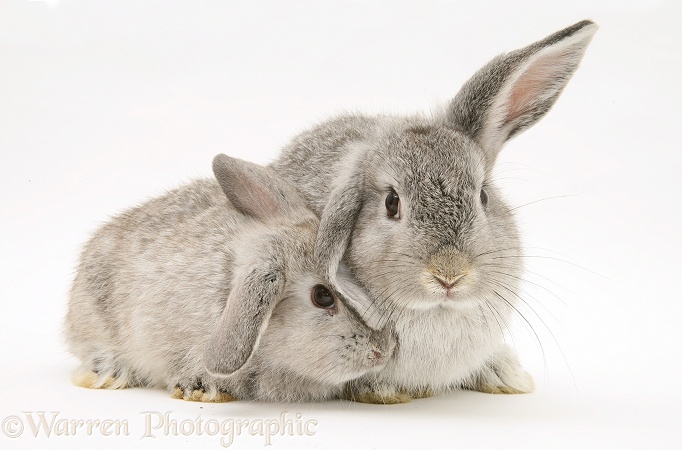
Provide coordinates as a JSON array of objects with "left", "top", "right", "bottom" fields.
[
  {"left": 65, "top": 155, "right": 395, "bottom": 403},
  {"left": 271, "top": 20, "right": 598, "bottom": 403},
  {"left": 66, "top": 20, "right": 597, "bottom": 405}
]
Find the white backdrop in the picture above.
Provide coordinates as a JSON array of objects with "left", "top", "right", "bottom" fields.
[{"left": 1, "top": 1, "right": 681, "bottom": 448}]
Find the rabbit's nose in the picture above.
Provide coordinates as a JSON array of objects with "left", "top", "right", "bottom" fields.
[
  {"left": 367, "top": 345, "right": 385, "bottom": 361},
  {"left": 426, "top": 246, "right": 472, "bottom": 288},
  {"left": 433, "top": 273, "right": 465, "bottom": 289}
]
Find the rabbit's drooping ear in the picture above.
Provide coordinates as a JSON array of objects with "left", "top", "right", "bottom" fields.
[
  {"left": 213, "top": 153, "right": 306, "bottom": 221},
  {"left": 314, "top": 158, "right": 365, "bottom": 286},
  {"left": 203, "top": 262, "right": 285, "bottom": 376},
  {"left": 334, "top": 262, "right": 385, "bottom": 330},
  {"left": 445, "top": 20, "right": 597, "bottom": 166}
]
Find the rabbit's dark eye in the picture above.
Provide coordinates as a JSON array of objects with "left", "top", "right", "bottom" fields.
[
  {"left": 480, "top": 189, "right": 489, "bottom": 207},
  {"left": 385, "top": 190, "right": 400, "bottom": 218},
  {"left": 311, "top": 285, "right": 336, "bottom": 309}
]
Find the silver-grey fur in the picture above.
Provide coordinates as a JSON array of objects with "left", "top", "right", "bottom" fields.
[
  {"left": 270, "top": 20, "right": 597, "bottom": 402},
  {"left": 64, "top": 154, "right": 395, "bottom": 403}
]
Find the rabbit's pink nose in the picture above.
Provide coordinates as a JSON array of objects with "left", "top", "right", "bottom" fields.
[
  {"left": 370, "top": 349, "right": 382, "bottom": 360},
  {"left": 434, "top": 274, "right": 465, "bottom": 290}
]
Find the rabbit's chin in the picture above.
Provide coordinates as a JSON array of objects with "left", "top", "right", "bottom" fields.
[
  {"left": 386, "top": 288, "right": 484, "bottom": 312},
  {"left": 340, "top": 360, "right": 390, "bottom": 382}
]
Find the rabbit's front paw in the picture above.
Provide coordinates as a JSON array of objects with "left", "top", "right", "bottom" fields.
[
  {"left": 345, "top": 390, "right": 411, "bottom": 404},
  {"left": 469, "top": 346, "right": 535, "bottom": 394},
  {"left": 343, "top": 382, "right": 412, "bottom": 404},
  {"left": 171, "top": 380, "right": 237, "bottom": 403},
  {"left": 404, "top": 387, "right": 433, "bottom": 399}
]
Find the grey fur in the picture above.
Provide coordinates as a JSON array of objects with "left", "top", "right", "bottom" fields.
[
  {"left": 65, "top": 154, "right": 395, "bottom": 402},
  {"left": 270, "top": 21, "right": 597, "bottom": 401}
]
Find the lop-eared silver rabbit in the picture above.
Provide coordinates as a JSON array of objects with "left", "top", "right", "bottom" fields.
[
  {"left": 271, "top": 21, "right": 597, "bottom": 403},
  {"left": 65, "top": 154, "right": 395, "bottom": 402}
]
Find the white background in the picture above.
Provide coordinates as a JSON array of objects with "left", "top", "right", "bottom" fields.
[{"left": 1, "top": 0, "right": 681, "bottom": 448}]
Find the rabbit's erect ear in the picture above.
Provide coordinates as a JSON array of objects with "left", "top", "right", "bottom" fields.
[
  {"left": 213, "top": 154, "right": 306, "bottom": 221},
  {"left": 203, "top": 262, "right": 285, "bottom": 376},
  {"left": 446, "top": 20, "right": 597, "bottom": 166}
]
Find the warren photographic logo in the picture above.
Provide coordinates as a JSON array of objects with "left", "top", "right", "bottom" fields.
[{"left": 2, "top": 411, "right": 318, "bottom": 447}]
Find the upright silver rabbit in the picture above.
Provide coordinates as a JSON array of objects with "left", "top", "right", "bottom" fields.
[
  {"left": 271, "top": 21, "right": 597, "bottom": 403},
  {"left": 65, "top": 154, "right": 395, "bottom": 403}
]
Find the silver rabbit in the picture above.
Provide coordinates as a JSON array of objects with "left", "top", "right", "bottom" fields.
[
  {"left": 271, "top": 20, "right": 597, "bottom": 403},
  {"left": 64, "top": 154, "right": 395, "bottom": 403}
]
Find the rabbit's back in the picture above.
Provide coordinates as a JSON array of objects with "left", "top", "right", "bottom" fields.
[{"left": 65, "top": 178, "right": 246, "bottom": 387}]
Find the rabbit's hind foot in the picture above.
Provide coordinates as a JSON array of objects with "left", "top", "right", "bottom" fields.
[{"left": 72, "top": 370, "right": 127, "bottom": 389}]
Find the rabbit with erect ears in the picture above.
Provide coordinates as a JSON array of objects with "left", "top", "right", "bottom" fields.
[
  {"left": 65, "top": 154, "right": 395, "bottom": 402},
  {"left": 271, "top": 20, "right": 597, "bottom": 403}
]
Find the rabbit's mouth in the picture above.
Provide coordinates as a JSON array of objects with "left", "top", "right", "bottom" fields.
[
  {"left": 416, "top": 266, "right": 479, "bottom": 303},
  {"left": 432, "top": 274, "right": 465, "bottom": 298},
  {"left": 366, "top": 356, "right": 388, "bottom": 371}
]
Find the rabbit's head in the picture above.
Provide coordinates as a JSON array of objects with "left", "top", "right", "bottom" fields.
[
  {"left": 203, "top": 155, "right": 394, "bottom": 388},
  {"left": 315, "top": 21, "right": 597, "bottom": 315}
]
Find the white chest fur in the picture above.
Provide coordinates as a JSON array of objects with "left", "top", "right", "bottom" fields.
[{"left": 378, "top": 305, "right": 505, "bottom": 391}]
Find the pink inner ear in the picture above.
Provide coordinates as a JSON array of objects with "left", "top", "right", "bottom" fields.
[
  {"left": 234, "top": 175, "right": 280, "bottom": 220},
  {"left": 505, "top": 49, "right": 572, "bottom": 124}
]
